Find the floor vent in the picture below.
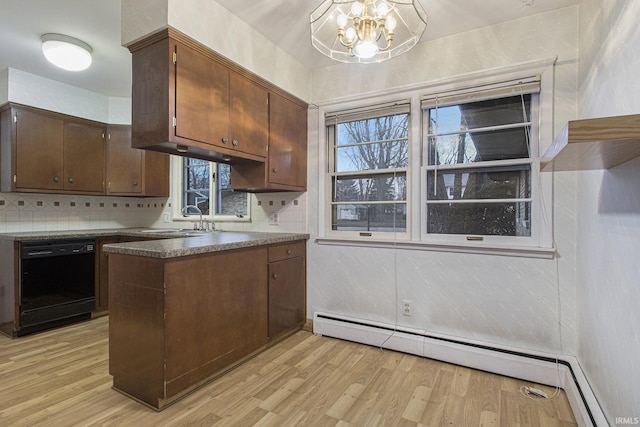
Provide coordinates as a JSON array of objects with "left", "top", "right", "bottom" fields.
[{"left": 313, "top": 311, "right": 606, "bottom": 427}]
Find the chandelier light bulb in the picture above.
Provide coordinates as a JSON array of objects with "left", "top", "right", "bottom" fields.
[
  {"left": 337, "top": 13, "right": 349, "bottom": 28},
  {"left": 345, "top": 27, "right": 357, "bottom": 41},
  {"left": 351, "top": 2, "right": 365, "bottom": 16},
  {"left": 377, "top": 2, "right": 389, "bottom": 17},
  {"left": 386, "top": 15, "right": 397, "bottom": 31},
  {"left": 353, "top": 40, "right": 379, "bottom": 58}
]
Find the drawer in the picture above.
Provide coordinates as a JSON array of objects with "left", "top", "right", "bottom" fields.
[{"left": 268, "top": 241, "right": 305, "bottom": 262}]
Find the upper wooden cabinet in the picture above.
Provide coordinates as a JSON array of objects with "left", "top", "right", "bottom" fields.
[
  {"left": 0, "top": 104, "right": 105, "bottom": 194},
  {"left": 231, "top": 92, "right": 308, "bottom": 192},
  {"left": 128, "top": 28, "right": 307, "bottom": 191},
  {"left": 131, "top": 31, "right": 268, "bottom": 162},
  {"left": 0, "top": 104, "right": 169, "bottom": 197},
  {"left": 106, "top": 125, "right": 169, "bottom": 197}
]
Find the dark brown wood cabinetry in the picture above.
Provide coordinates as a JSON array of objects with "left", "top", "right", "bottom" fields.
[
  {"left": 268, "top": 241, "right": 306, "bottom": 339},
  {"left": 108, "top": 238, "right": 307, "bottom": 410},
  {"left": 0, "top": 104, "right": 169, "bottom": 197},
  {"left": 231, "top": 92, "right": 308, "bottom": 191},
  {"left": 106, "top": 125, "right": 169, "bottom": 196},
  {"left": 0, "top": 105, "right": 105, "bottom": 194},
  {"left": 128, "top": 28, "right": 307, "bottom": 191}
]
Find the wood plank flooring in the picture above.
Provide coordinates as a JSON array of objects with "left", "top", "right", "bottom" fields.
[{"left": 0, "top": 317, "right": 577, "bottom": 426}]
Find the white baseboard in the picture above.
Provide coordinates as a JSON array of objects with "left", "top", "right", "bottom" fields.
[{"left": 313, "top": 311, "right": 607, "bottom": 427}]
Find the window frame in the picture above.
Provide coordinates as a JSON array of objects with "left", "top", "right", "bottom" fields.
[
  {"left": 316, "top": 59, "right": 556, "bottom": 257},
  {"left": 170, "top": 155, "right": 251, "bottom": 223},
  {"left": 324, "top": 101, "right": 412, "bottom": 240},
  {"left": 420, "top": 84, "right": 543, "bottom": 247}
]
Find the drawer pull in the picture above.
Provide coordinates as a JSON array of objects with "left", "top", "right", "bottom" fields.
[
  {"left": 287, "top": 249, "right": 292, "bottom": 255},
  {"left": 68, "top": 177, "right": 74, "bottom": 183},
  {"left": 232, "top": 139, "right": 238, "bottom": 147},
  {"left": 222, "top": 137, "right": 229, "bottom": 144},
  {"left": 272, "top": 273, "right": 278, "bottom": 280}
]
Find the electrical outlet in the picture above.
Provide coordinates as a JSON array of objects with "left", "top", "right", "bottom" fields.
[
  {"left": 269, "top": 212, "right": 279, "bottom": 225},
  {"left": 402, "top": 300, "right": 412, "bottom": 316},
  {"left": 163, "top": 213, "right": 171, "bottom": 223}
]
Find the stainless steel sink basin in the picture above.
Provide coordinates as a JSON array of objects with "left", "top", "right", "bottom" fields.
[{"left": 138, "top": 229, "right": 217, "bottom": 236}]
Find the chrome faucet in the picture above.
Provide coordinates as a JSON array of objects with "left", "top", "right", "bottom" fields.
[{"left": 181, "top": 205, "right": 204, "bottom": 230}]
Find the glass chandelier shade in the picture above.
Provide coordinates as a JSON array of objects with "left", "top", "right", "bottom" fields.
[{"left": 310, "top": 0, "right": 427, "bottom": 64}]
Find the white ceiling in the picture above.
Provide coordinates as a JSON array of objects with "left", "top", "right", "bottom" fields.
[{"left": 0, "top": 0, "right": 577, "bottom": 98}]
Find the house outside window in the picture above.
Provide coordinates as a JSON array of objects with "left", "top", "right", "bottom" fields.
[
  {"left": 326, "top": 103, "right": 410, "bottom": 238},
  {"left": 174, "top": 157, "right": 249, "bottom": 220},
  {"left": 421, "top": 77, "right": 543, "bottom": 247}
]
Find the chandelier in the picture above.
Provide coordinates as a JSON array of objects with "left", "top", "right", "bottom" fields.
[{"left": 310, "top": 0, "right": 427, "bottom": 64}]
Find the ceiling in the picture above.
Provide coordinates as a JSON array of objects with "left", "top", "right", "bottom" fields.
[{"left": 0, "top": 0, "right": 577, "bottom": 99}]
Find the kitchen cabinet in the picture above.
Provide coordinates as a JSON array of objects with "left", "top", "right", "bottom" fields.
[
  {"left": 268, "top": 241, "right": 306, "bottom": 339},
  {"left": 0, "top": 103, "right": 169, "bottom": 197},
  {"left": 129, "top": 29, "right": 268, "bottom": 162},
  {"left": 109, "top": 246, "right": 269, "bottom": 409},
  {"left": 231, "top": 92, "right": 308, "bottom": 192},
  {"left": 0, "top": 104, "right": 105, "bottom": 194},
  {"left": 106, "top": 125, "right": 170, "bottom": 197},
  {"left": 0, "top": 105, "right": 105, "bottom": 194}
]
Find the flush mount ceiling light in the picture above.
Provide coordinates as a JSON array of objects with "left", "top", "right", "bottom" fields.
[
  {"left": 41, "top": 33, "right": 93, "bottom": 71},
  {"left": 310, "top": 0, "right": 427, "bottom": 64}
]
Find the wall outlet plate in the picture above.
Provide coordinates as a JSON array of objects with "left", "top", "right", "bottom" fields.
[
  {"left": 269, "top": 213, "right": 279, "bottom": 225},
  {"left": 402, "top": 300, "right": 412, "bottom": 316}
]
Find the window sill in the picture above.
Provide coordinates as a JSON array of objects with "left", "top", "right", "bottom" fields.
[{"left": 315, "top": 237, "right": 555, "bottom": 259}]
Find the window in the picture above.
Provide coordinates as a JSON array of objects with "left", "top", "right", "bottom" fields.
[
  {"left": 320, "top": 64, "right": 554, "bottom": 254},
  {"left": 421, "top": 78, "right": 542, "bottom": 245},
  {"left": 176, "top": 157, "right": 249, "bottom": 219},
  {"left": 326, "top": 103, "right": 410, "bottom": 237}
]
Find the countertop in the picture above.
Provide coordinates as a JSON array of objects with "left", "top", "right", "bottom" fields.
[{"left": 0, "top": 228, "right": 309, "bottom": 259}]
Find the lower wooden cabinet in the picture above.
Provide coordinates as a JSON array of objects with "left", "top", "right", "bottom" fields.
[
  {"left": 108, "top": 239, "right": 307, "bottom": 410},
  {"left": 268, "top": 241, "right": 306, "bottom": 339}
]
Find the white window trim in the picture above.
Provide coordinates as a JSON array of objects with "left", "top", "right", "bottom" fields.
[
  {"left": 316, "top": 58, "right": 557, "bottom": 258},
  {"left": 169, "top": 156, "right": 251, "bottom": 223}
]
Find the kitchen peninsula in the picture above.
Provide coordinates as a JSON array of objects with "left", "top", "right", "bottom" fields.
[{"left": 103, "top": 231, "right": 308, "bottom": 410}]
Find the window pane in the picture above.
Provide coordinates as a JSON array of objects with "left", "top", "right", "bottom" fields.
[
  {"left": 426, "top": 164, "right": 530, "bottom": 201},
  {"left": 332, "top": 203, "right": 406, "bottom": 232},
  {"left": 183, "top": 158, "right": 210, "bottom": 215},
  {"left": 428, "top": 127, "right": 531, "bottom": 166},
  {"left": 215, "top": 163, "right": 247, "bottom": 216},
  {"left": 334, "top": 173, "right": 407, "bottom": 202},
  {"left": 427, "top": 201, "right": 531, "bottom": 236},
  {"left": 336, "top": 141, "right": 408, "bottom": 172},
  {"left": 428, "top": 95, "right": 531, "bottom": 134},
  {"left": 337, "top": 114, "right": 408, "bottom": 145},
  {"left": 184, "top": 190, "right": 210, "bottom": 215}
]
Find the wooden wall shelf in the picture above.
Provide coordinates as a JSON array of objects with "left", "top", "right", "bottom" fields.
[{"left": 541, "top": 114, "right": 640, "bottom": 171}]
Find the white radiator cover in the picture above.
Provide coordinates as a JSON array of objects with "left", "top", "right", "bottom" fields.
[{"left": 313, "top": 311, "right": 606, "bottom": 427}]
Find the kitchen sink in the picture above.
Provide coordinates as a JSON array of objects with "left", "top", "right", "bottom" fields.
[{"left": 138, "top": 229, "right": 217, "bottom": 236}]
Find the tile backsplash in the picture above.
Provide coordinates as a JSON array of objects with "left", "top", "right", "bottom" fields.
[
  {"left": 0, "top": 192, "right": 167, "bottom": 233},
  {"left": 0, "top": 191, "right": 307, "bottom": 234}
]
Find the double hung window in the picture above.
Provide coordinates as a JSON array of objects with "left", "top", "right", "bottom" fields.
[
  {"left": 326, "top": 103, "right": 410, "bottom": 237},
  {"left": 421, "top": 78, "right": 541, "bottom": 245}
]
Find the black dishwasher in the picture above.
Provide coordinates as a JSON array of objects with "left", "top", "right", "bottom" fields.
[{"left": 19, "top": 239, "right": 96, "bottom": 335}]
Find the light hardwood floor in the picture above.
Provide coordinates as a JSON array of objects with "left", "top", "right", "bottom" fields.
[{"left": 0, "top": 316, "right": 577, "bottom": 426}]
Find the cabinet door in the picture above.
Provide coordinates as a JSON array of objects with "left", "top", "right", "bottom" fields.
[
  {"left": 14, "top": 108, "right": 64, "bottom": 191},
  {"left": 175, "top": 41, "right": 229, "bottom": 147},
  {"left": 63, "top": 122, "right": 105, "bottom": 193},
  {"left": 268, "top": 93, "right": 307, "bottom": 189},
  {"left": 268, "top": 256, "right": 305, "bottom": 338},
  {"left": 107, "top": 125, "right": 142, "bottom": 194},
  {"left": 229, "top": 72, "right": 268, "bottom": 158}
]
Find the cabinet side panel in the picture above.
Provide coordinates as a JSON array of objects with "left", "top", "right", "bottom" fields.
[
  {"left": 108, "top": 254, "right": 166, "bottom": 407},
  {"left": 163, "top": 248, "right": 268, "bottom": 397},
  {"left": 1, "top": 108, "right": 12, "bottom": 192},
  {"left": 131, "top": 37, "right": 171, "bottom": 149}
]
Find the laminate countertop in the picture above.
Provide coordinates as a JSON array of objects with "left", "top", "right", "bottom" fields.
[{"left": 0, "top": 229, "right": 309, "bottom": 259}]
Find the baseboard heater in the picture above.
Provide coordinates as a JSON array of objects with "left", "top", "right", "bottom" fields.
[{"left": 313, "top": 311, "right": 606, "bottom": 427}]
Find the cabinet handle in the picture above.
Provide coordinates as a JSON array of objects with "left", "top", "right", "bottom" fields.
[
  {"left": 272, "top": 167, "right": 278, "bottom": 173},
  {"left": 132, "top": 181, "right": 138, "bottom": 187},
  {"left": 53, "top": 176, "right": 59, "bottom": 183},
  {"left": 222, "top": 137, "right": 229, "bottom": 144},
  {"left": 68, "top": 177, "right": 74, "bottom": 183},
  {"left": 232, "top": 139, "right": 238, "bottom": 147},
  {"left": 287, "top": 249, "right": 292, "bottom": 255},
  {"left": 272, "top": 273, "right": 278, "bottom": 280}
]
